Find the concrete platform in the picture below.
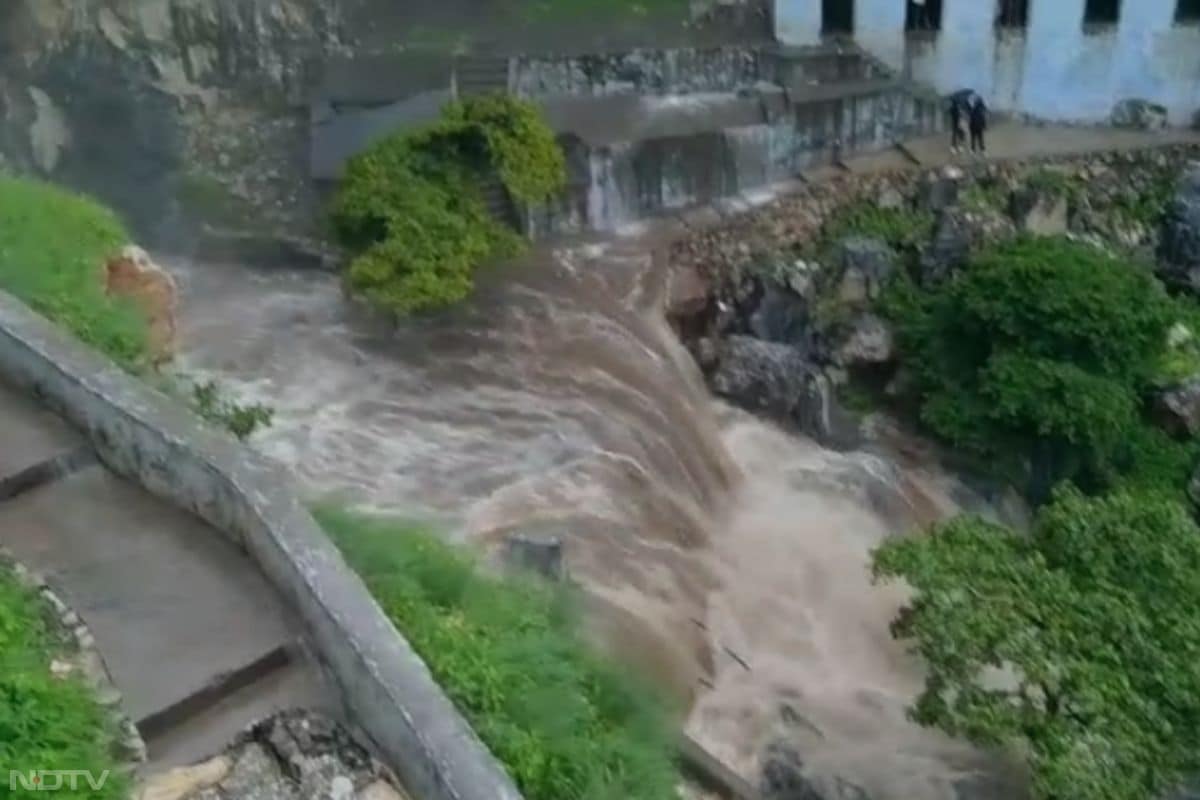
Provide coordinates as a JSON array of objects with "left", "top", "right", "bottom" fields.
[
  {"left": 0, "top": 465, "right": 312, "bottom": 725},
  {"left": 0, "top": 380, "right": 81, "bottom": 478}
]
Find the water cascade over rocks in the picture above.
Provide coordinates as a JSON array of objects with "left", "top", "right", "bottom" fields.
[{"left": 172, "top": 236, "right": 1021, "bottom": 799}]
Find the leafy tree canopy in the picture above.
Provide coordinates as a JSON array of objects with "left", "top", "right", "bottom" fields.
[
  {"left": 884, "top": 236, "right": 1178, "bottom": 498},
  {"left": 874, "top": 488, "right": 1200, "bottom": 800},
  {"left": 331, "top": 94, "right": 565, "bottom": 315}
]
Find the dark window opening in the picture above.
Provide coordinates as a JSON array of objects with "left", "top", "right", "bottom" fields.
[
  {"left": 996, "top": 0, "right": 1030, "bottom": 28},
  {"left": 906, "top": 0, "right": 944, "bottom": 32},
  {"left": 822, "top": 0, "right": 854, "bottom": 35},
  {"left": 1178, "top": 0, "right": 1200, "bottom": 22},
  {"left": 1083, "top": 0, "right": 1121, "bottom": 26}
]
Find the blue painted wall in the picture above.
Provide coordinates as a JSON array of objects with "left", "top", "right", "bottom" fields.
[{"left": 774, "top": 0, "right": 1200, "bottom": 124}]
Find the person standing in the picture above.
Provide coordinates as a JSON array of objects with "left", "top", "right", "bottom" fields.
[
  {"left": 947, "top": 89, "right": 974, "bottom": 153},
  {"left": 949, "top": 98, "right": 965, "bottom": 153},
  {"left": 969, "top": 94, "right": 989, "bottom": 155}
]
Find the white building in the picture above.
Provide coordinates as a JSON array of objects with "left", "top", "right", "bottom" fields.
[{"left": 775, "top": 0, "right": 1200, "bottom": 125}]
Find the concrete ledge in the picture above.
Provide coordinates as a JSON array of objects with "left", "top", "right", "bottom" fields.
[{"left": 0, "top": 291, "right": 522, "bottom": 800}]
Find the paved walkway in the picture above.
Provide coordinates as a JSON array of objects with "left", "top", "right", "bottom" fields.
[
  {"left": 834, "top": 122, "right": 1200, "bottom": 176},
  {"left": 0, "top": 380, "right": 335, "bottom": 772}
]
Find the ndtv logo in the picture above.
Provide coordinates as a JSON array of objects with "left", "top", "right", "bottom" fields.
[{"left": 9, "top": 771, "right": 111, "bottom": 792}]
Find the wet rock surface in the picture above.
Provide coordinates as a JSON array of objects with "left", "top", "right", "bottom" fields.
[
  {"left": 1158, "top": 163, "right": 1200, "bottom": 293},
  {"left": 669, "top": 144, "right": 1200, "bottom": 449}
]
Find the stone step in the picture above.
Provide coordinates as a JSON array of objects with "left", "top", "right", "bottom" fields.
[
  {"left": 0, "top": 464, "right": 322, "bottom": 731},
  {"left": 142, "top": 651, "right": 335, "bottom": 771}
]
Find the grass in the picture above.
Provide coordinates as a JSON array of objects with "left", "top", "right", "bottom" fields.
[
  {"left": 0, "top": 177, "right": 148, "bottom": 369},
  {"left": 0, "top": 566, "right": 127, "bottom": 800},
  {"left": 315, "top": 508, "right": 681, "bottom": 800}
]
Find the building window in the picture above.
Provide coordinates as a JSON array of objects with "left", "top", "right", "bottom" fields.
[
  {"left": 996, "top": 0, "right": 1030, "bottom": 28},
  {"left": 1083, "top": 0, "right": 1121, "bottom": 26},
  {"left": 822, "top": 0, "right": 854, "bottom": 35},
  {"left": 906, "top": 0, "right": 944, "bottom": 32},
  {"left": 1178, "top": 0, "right": 1200, "bottom": 22}
]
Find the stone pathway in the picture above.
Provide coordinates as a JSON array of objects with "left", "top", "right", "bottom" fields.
[
  {"left": 832, "top": 122, "right": 1200, "bottom": 176},
  {"left": 0, "top": 380, "right": 336, "bottom": 774}
]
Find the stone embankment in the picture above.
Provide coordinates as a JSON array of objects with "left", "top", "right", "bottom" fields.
[{"left": 665, "top": 144, "right": 1200, "bottom": 452}]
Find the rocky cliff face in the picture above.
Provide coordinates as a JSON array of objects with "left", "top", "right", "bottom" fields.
[{"left": 0, "top": 0, "right": 344, "bottom": 243}]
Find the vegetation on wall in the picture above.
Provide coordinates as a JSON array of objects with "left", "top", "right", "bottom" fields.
[
  {"left": 316, "top": 508, "right": 680, "bottom": 800},
  {"left": 0, "top": 566, "right": 127, "bottom": 800},
  {"left": 882, "top": 236, "right": 1185, "bottom": 501},
  {"left": 331, "top": 94, "right": 566, "bottom": 316},
  {"left": 874, "top": 488, "right": 1200, "bottom": 800}
]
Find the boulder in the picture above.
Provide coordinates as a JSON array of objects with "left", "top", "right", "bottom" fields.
[
  {"left": 1154, "top": 377, "right": 1200, "bottom": 438},
  {"left": 760, "top": 740, "right": 870, "bottom": 800},
  {"left": 1009, "top": 187, "right": 1068, "bottom": 236},
  {"left": 750, "top": 285, "right": 811, "bottom": 348},
  {"left": 104, "top": 245, "right": 178, "bottom": 365},
  {"left": 503, "top": 534, "right": 567, "bottom": 582},
  {"left": 708, "top": 336, "right": 860, "bottom": 447},
  {"left": 918, "top": 165, "right": 965, "bottom": 213},
  {"left": 834, "top": 313, "right": 895, "bottom": 368},
  {"left": 831, "top": 237, "right": 896, "bottom": 308},
  {"left": 920, "top": 207, "right": 1015, "bottom": 285},
  {"left": 1157, "top": 164, "right": 1200, "bottom": 293},
  {"left": 1111, "top": 98, "right": 1169, "bottom": 131}
]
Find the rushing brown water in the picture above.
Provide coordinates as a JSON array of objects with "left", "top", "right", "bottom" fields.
[{"left": 170, "top": 237, "right": 1019, "bottom": 798}]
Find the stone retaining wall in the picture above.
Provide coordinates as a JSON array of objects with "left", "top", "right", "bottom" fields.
[{"left": 0, "top": 291, "right": 522, "bottom": 800}]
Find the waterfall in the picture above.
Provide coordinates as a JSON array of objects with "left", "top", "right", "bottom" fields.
[{"left": 170, "top": 240, "right": 1020, "bottom": 799}]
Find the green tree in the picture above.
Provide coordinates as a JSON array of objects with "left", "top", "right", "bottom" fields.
[
  {"left": 873, "top": 488, "right": 1200, "bottom": 800},
  {"left": 885, "top": 236, "right": 1176, "bottom": 500},
  {"left": 331, "top": 94, "right": 565, "bottom": 315}
]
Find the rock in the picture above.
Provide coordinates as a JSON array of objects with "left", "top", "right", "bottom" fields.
[
  {"left": 137, "top": 756, "right": 233, "bottom": 800},
  {"left": 750, "top": 286, "right": 811, "bottom": 347},
  {"left": 104, "top": 245, "right": 178, "bottom": 365},
  {"left": 1111, "top": 98, "right": 1169, "bottom": 131},
  {"left": 919, "top": 165, "right": 965, "bottom": 212},
  {"left": 1009, "top": 187, "right": 1068, "bottom": 236},
  {"left": 760, "top": 740, "right": 870, "bottom": 800},
  {"left": 1157, "top": 163, "right": 1200, "bottom": 293},
  {"left": 920, "top": 207, "right": 1015, "bottom": 285},
  {"left": 831, "top": 237, "right": 896, "bottom": 307},
  {"left": 876, "top": 185, "right": 904, "bottom": 210},
  {"left": 503, "top": 534, "right": 566, "bottom": 581},
  {"left": 360, "top": 780, "right": 411, "bottom": 800},
  {"left": 834, "top": 313, "right": 895, "bottom": 368},
  {"left": 1154, "top": 377, "right": 1200, "bottom": 437},
  {"left": 1193, "top": 109, "right": 1200, "bottom": 131},
  {"left": 920, "top": 211, "right": 973, "bottom": 284},
  {"left": 761, "top": 740, "right": 823, "bottom": 800},
  {"left": 708, "top": 337, "right": 860, "bottom": 447}
]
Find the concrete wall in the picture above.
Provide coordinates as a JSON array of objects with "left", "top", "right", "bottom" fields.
[
  {"left": 775, "top": 0, "right": 1200, "bottom": 125},
  {"left": 0, "top": 291, "right": 523, "bottom": 800}
]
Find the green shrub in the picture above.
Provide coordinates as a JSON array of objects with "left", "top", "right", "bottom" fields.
[
  {"left": 0, "top": 566, "right": 127, "bottom": 800},
  {"left": 315, "top": 508, "right": 680, "bottom": 800},
  {"left": 883, "top": 236, "right": 1176, "bottom": 499},
  {"left": 331, "top": 94, "right": 565, "bottom": 316},
  {"left": 819, "top": 201, "right": 935, "bottom": 256},
  {"left": 0, "top": 177, "right": 148, "bottom": 368},
  {"left": 874, "top": 487, "right": 1200, "bottom": 800},
  {"left": 188, "top": 380, "right": 275, "bottom": 441}
]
